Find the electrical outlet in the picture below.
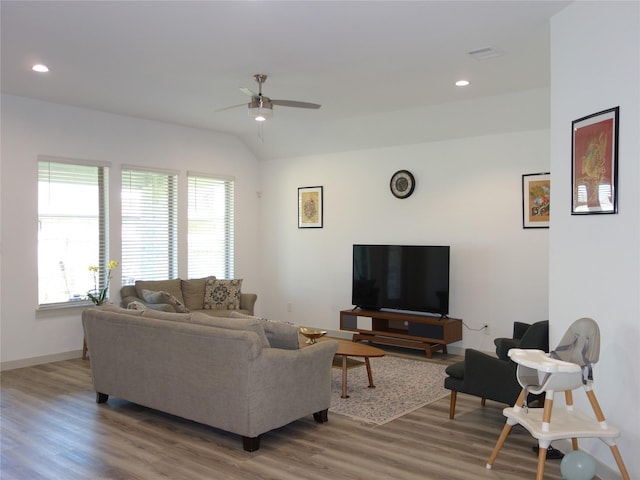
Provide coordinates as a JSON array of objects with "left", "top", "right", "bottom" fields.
[
  {"left": 287, "top": 302, "right": 292, "bottom": 313},
  {"left": 482, "top": 323, "right": 490, "bottom": 335}
]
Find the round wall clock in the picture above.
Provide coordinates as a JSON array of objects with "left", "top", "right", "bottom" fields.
[{"left": 390, "top": 170, "right": 415, "bottom": 199}]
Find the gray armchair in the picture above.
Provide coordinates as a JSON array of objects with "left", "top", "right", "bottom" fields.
[{"left": 444, "top": 320, "right": 549, "bottom": 419}]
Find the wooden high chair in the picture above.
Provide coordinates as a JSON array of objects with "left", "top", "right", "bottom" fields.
[{"left": 485, "top": 318, "right": 629, "bottom": 480}]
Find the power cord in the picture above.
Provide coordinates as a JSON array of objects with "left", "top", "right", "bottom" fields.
[{"left": 462, "top": 321, "right": 489, "bottom": 333}]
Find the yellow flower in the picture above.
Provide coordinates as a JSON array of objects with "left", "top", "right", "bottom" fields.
[{"left": 87, "top": 260, "right": 119, "bottom": 305}]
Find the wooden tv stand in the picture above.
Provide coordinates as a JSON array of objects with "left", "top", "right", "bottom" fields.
[{"left": 340, "top": 308, "right": 462, "bottom": 358}]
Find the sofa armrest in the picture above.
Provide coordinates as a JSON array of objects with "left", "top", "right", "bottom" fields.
[
  {"left": 240, "top": 293, "right": 257, "bottom": 315},
  {"left": 262, "top": 321, "right": 299, "bottom": 350},
  {"left": 257, "top": 341, "right": 339, "bottom": 378},
  {"left": 494, "top": 338, "right": 520, "bottom": 361},
  {"left": 247, "top": 340, "right": 339, "bottom": 435},
  {"left": 463, "top": 348, "right": 519, "bottom": 405},
  {"left": 120, "top": 285, "right": 140, "bottom": 308},
  {"left": 121, "top": 295, "right": 141, "bottom": 308}
]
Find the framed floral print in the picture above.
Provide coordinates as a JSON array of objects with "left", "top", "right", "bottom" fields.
[
  {"left": 571, "top": 107, "right": 619, "bottom": 214},
  {"left": 298, "top": 186, "right": 323, "bottom": 228},
  {"left": 522, "top": 173, "right": 550, "bottom": 228}
]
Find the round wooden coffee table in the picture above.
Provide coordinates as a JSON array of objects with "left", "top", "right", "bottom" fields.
[{"left": 306, "top": 336, "right": 385, "bottom": 398}]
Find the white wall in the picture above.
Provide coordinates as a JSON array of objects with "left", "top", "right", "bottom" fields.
[
  {"left": 258, "top": 93, "right": 551, "bottom": 353},
  {"left": 550, "top": 2, "right": 639, "bottom": 477},
  {"left": 0, "top": 94, "right": 261, "bottom": 365}
]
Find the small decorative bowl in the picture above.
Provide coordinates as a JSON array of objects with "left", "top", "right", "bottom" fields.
[{"left": 299, "top": 327, "right": 327, "bottom": 344}]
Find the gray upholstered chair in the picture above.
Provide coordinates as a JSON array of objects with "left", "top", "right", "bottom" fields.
[{"left": 443, "top": 320, "right": 549, "bottom": 419}]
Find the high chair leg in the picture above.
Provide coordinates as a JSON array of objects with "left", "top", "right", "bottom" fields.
[
  {"left": 486, "top": 422, "right": 513, "bottom": 469},
  {"left": 536, "top": 445, "right": 547, "bottom": 480},
  {"left": 609, "top": 444, "right": 630, "bottom": 480},
  {"left": 486, "top": 390, "right": 525, "bottom": 469}
]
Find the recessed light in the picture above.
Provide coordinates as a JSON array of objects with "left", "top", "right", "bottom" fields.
[
  {"left": 32, "top": 64, "right": 49, "bottom": 73},
  {"left": 455, "top": 80, "right": 470, "bottom": 87}
]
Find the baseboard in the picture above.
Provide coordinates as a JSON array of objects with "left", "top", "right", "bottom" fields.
[
  {"left": 326, "top": 329, "right": 352, "bottom": 340},
  {"left": 1, "top": 350, "right": 82, "bottom": 371}
]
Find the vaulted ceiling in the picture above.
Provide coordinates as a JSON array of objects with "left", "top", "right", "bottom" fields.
[{"left": 1, "top": 1, "right": 570, "bottom": 160}]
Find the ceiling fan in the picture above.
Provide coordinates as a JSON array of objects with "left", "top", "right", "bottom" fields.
[{"left": 218, "top": 74, "right": 321, "bottom": 122}]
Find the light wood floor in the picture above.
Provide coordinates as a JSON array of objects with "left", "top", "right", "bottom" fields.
[{"left": 1, "top": 350, "right": 567, "bottom": 479}]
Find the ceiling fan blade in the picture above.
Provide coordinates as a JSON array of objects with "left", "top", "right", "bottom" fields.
[
  {"left": 240, "top": 87, "right": 258, "bottom": 98},
  {"left": 215, "top": 103, "right": 246, "bottom": 112},
  {"left": 271, "top": 100, "right": 321, "bottom": 109}
]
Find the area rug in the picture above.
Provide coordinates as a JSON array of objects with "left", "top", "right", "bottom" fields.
[{"left": 329, "top": 355, "right": 449, "bottom": 426}]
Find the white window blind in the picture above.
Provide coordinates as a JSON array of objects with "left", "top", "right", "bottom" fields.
[
  {"left": 121, "top": 168, "right": 178, "bottom": 284},
  {"left": 188, "top": 173, "right": 234, "bottom": 279},
  {"left": 38, "top": 159, "right": 109, "bottom": 305}
]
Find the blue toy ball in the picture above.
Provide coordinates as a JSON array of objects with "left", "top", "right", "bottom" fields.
[{"left": 560, "top": 450, "right": 597, "bottom": 480}]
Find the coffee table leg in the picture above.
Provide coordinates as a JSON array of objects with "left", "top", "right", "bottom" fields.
[
  {"left": 341, "top": 355, "right": 349, "bottom": 398},
  {"left": 365, "top": 357, "right": 376, "bottom": 388}
]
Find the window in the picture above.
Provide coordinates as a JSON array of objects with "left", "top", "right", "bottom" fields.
[
  {"left": 38, "top": 158, "right": 109, "bottom": 306},
  {"left": 121, "top": 167, "right": 178, "bottom": 284},
  {"left": 188, "top": 173, "right": 234, "bottom": 279}
]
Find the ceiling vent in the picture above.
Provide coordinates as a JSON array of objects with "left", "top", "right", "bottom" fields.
[{"left": 467, "top": 47, "right": 503, "bottom": 61}]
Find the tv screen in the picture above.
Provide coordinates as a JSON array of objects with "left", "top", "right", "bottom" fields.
[{"left": 352, "top": 244, "right": 450, "bottom": 315}]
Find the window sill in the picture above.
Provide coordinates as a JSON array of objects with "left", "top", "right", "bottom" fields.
[{"left": 36, "top": 301, "right": 94, "bottom": 318}]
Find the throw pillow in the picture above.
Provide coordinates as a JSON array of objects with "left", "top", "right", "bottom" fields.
[
  {"left": 203, "top": 278, "right": 242, "bottom": 310},
  {"left": 142, "top": 289, "right": 190, "bottom": 313},
  {"left": 127, "top": 301, "right": 147, "bottom": 311},
  {"left": 181, "top": 276, "right": 215, "bottom": 311}
]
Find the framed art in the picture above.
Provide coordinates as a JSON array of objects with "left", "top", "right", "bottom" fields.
[
  {"left": 571, "top": 106, "right": 619, "bottom": 214},
  {"left": 522, "top": 173, "right": 550, "bottom": 228},
  {"left": 298, "top": 186, "right": 323, "bottom": 228}
]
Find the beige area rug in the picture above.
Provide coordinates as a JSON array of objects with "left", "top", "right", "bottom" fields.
[{"left": 329, "top": 355, "right": 449, "bottom": 426}]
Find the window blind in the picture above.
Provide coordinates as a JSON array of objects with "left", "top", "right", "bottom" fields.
[
  {"left": 121, "top": 168, "right": 178, "bottom": 284},
  {"left": 37, "top": 159, "right": 109, "bottom": 305},
  {"left": 187, "top": 173, "right": 234, "bottom": 279}
]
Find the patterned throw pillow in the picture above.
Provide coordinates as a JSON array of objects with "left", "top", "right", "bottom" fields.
[
  {"left": 142, "top": 289, "right": 190, "bottom": 313},
  {"left": 203, "top": 278, "right": 242, "bottom": 310}
]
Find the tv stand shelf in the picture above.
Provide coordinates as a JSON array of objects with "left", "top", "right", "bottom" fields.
[{"left": 340, "top": 309, "right": 462, "bottom": 358}]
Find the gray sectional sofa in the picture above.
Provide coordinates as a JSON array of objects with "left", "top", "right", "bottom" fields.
[
  {"left": 82, "top": 306, "right": 339, "bottom": 451},
  {"left": 120, "top": 277, "right": 257, "bottom": 316}
]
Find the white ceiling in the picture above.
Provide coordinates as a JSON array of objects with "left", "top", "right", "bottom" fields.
[{"left": 1, "top": 1, "right": 570, "bottom": 161}]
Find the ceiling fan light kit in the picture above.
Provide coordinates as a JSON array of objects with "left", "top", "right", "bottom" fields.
[
  {"left": 221, "top": 74, "right": 321, "bottom": 123},
  {"left": 248, "top": 96, "right": 273, "bottom": 122}
]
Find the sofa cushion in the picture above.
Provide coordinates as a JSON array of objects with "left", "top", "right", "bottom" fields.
[
  {"left": 181, "top": 276, "right": 214, "bottom": 311},
  {"left": 94, "top": 304, "right": 145, "bottom": 316},
  {"left": 142, "top": 289, "right": 190, "bottom": 313},
  {"left": 140, "top": 309, "right": 193, "bottom": 323},
  {"left": 203, "top": 278, "right": 242, "bottom": 310},
  {"left": 135, "top": 279, "right": 184, "bottom": 304},
  {"left": 191, "top": 312, "right": 270, "bottom": 348},
  {"left": 445, "top": 360, "right": 465, "bottom": 380},
  {"left": 230, "top": 312, "right": 299, "bottom": 350}
]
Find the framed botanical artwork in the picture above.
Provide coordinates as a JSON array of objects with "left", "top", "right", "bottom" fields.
[
  {"left": 522, "top": 173, "right": 550, "bottom": 228},
  {"left": 571, "top": 107, "right": 619, "bottom": 214},
  {"left": 298, "top": 186, "right": 323, "bottom": 228}
]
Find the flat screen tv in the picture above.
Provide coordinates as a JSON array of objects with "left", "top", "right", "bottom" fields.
[{"left": 352, "top": 244, "right": 450, "bottom": 316}]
